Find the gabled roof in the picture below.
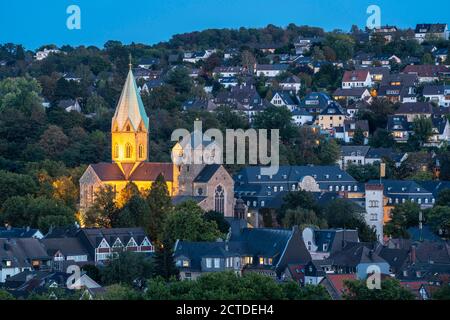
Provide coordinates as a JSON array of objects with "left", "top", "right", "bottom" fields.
[
  {"left": 387, "top": 115, "right": 411, "bottom": 131},
  {"left": 90, "top": 162, "right": 174, "bottom": 182},
  {"left": 80, "top": 228, "right": 149, "bottom": 249},
  {"left": 396, "top": 102, "right": 433, "bottom": 115},
  {"left": 0, "top": 238, "right": 49, "bottom": 268},
  {"left": 342, "top": 70, "right": 370, "bottom": 82},
  {"left": 319, "top": 102, "right": 345, "bottom": 116},
  {"left": 333, "top": 87, "right": 369, "bottom": 97},
  {"left": 112, "top": 68, "right": 149, "bottom": 131},
  {"left": 340, "top": 146, "right": 371, "bottom": 157},
  {"left": 41, "top": 237, "right": 88, "bottom": 257},
  {"left": 194, "top": 164, "right": 222, "bottom": 183},
  {"left": 0, "top": 227, "right": 42, "bottom": 239},
  {"left": 415, "top": 23, "right": 448, "bottom": 33},
  {"left": 403, "top": 65, "right": 450, "bottom": 78}
]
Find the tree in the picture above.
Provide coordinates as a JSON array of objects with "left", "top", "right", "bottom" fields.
[
  {"left": 323, "top": 199, "right": 376, "bottom": 242},
  {"left": 253, "top": 105, "right": 296, "bottom": 142},
  {"left": 163, "top": 201, "right": 221, "bottom": 243},
  {"left": 204, "top": 211, "right": 231, "bottom": 234},
  {"left": 0, "top": 170, "right": 38, "bottom": 204},
  {"left": 436, "top": 189, "right": 450, "bottom": 206},
  {"left": 352, "top": 127, "right": 366, "bottom": 145},
  {"left": 38, "top": 125, "right": 70, "bottom": 159},
  {"left": 343, "top": 278, "right": 415, "bottom": 300},
  {"left": 117, "top": 182, "right": 140, "bottom": 208},
  {"left": 412, "top": 117, "right": 433, "bottom": 146},
  {"left": 384, "top": 202, "right": 421, "bottom": 238},
  {"left": 369, "top": 129, "right": 395, "bottom": 148},
  {"left": 317, "top": 139, "right": 340, "bottom": 165},
  {"left": 432, "top": 283, "right": 450, "bottom": 300},
  {"left": 145, "top": 173, "right": 172, "bottom": 242},
  {"left": 0, "top": 77, "right": 43, "bottom": 114},
  {"left": 0, "top": 195, "right": 75, "bottom": 233},
  {"left": 0, "top": 290, "right": 15, "bottom": 300},
  {"left": 282, "top": 208, "right": 327, "bottom": 229},
  {"left": 166, "top": 67, "right": 192, "bottom": 95},
  {"left": 347, "top": 164, "right": 380, "bottom": 182},
  {"left": 101, "top": 284, "right": 142, "bottom": 300},
  {"left": 278, "top": 190, "right": 320, "bottom": 223},
  {"left": 152, "top": 237, "right": 179, "bottom": 281},
  {"left": 100, "top": 251, "right": 153, "bottom": 287},
  {"left": 84, "top": 185, "right": 120, "bottom": 228},
  {"left": 426, "top": 206, "right": 450, "bottom": 239}
]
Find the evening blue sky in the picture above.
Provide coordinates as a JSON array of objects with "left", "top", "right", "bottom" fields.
[{"left": 1, "top": 0, "right": 450, "bottom": 49}]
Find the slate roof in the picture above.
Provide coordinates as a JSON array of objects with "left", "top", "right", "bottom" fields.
[
  {"left": 423, "top": 85, "right": 450, "bottom": 96},
  {"left": 378, "top": 247, "right": 409, "bottom": 271},
  {"left": 333, "top": 87, "right": 369, "bottom": 97},
  {"left": 340, "top": 146, "right": 371, "bottom": 157},
  {"left": 368, "top": 179, "right": 435, "bottom": 203},
  {"left": 396, "top": 102, "right": 433, "bottom": 115},
  {"left": 256, "top": 64, "right": 289, "bottom": 71},
  {"left": 415, "top": 23, "right": 448, "bottom": 34},
  {"left": 381, "top": 73, "right": 418, "bottom": 86},
  {"left": 0, "top": 238, "right": 50, "bottom": 268},
  {"left": 194, "top": 164, "right": 221, "bottom": 183},
  {"left": 366, "top": 147, "right": 406, "bottom": 162},
  {"left": 387, "top": 115, "right": 411, "bottom": 131},
  {"left": 312, "top": 229, "right": 359, "bottom": 254},
  {"left": 272, "top": 91, "right": 298, "bottom": 105},
  {"left": 172, "top": 195, "right": 207, "bottom": 206},
  {"left": 90, "top": 162, "right": 174, "bottom": 182},
  {"left": 319, "top": 102, "right": 345, "bottom": 116},
  {"left": 299, "top": 92, "right": 331, "bottom": 110},
  {"left": 407, "top": 226, "right": 445, "bottom": 242},
  {"left": 0, "top": 227, "right": 41, "bottom": 239},
  {"left": 80, "top": 228, "right": 149, "bottom": 249},
  {"left": 325, "top": 242, "right": 386, "bottom": 267},
  {"left": 41, "top": 237, "right": 87, "bottom": 257},
  {"left": 416, "top": 180, "right": 450, "bottom": 198}
]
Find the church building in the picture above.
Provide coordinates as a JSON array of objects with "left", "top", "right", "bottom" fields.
[{"left": 79, "top": 66, "right": 234, "bottom": 217}]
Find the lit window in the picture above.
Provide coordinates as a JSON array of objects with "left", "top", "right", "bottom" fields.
[
  {"left": 138, "top": 144, "right": 144, "bottom": 159},
  {"left": 259, "top": 257, "right": 264, "bottom": 265},
  {"left": 125, "top": 143, "right": 132, "bottom": 158},
  {"left": 214, "top": 258, "right": 220, "bottom": 268},
  {"left": 114, "top": 144, "right": 119, "bottom": 158},
  {"left": 206, "top": 258, "right": 212, "bottom": 268}
]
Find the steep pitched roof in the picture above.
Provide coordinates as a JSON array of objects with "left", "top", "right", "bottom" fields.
[
  {"left": 112, "top": 69, "right": 149, "bottom": 131},
  {"left": 396, "top": 102, "right": 433, "bottom": 115},
  {"left": 90, "top": 162, "right": 174, "bottom": 182},
  {"left": 342, "top": 70, "right": 370, "bottom": 82}
]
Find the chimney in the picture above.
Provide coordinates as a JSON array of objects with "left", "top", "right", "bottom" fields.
[{"left": 410, "top": 245, "right": 416, "bottom": 265}]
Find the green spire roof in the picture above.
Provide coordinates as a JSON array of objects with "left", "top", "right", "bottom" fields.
[{"left": 112, "top": 69, "right": 149, "bottom": 131}]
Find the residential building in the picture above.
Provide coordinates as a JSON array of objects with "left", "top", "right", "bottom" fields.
[
  {"left": 0, "top": 238, "right": 50, "bottom": 283},
  {"left": 293, "top": 37, "right": 323, "bottom": 54},
  {"left": 183, "top": 50, "right": 215, "bottom": 63},
  {"left": 415, "top": 23, "right": 449, "bottom": 43},
  {"left": 173, "top": 223, "right": 311, "bottom": 280},
  {"left": 255, "top": 64, "right": 289, "bottom": 77},
  {"left": 270, "top": 91, "right": 299, "bottom": 111},
  {"left": 0, "top": 227, "right": 44, "bottom": 239},
  {"left": 341, "top": 70, "right": 372, "bottom": 89},
  {"left": 279, "top": 75, "right": 302, "bottom": 93},
  {"left": 338, "top": 146, "right": 371, "bottom": 169},
  {"left": 423, "top": 85, "right": 450, "bottom": 107},
  {"left": 402, "top": 65, "right": 450, "bottom": 83},
  {"left": 299, "top": 92, "right": 332, "bottom": 114},
  {"left": 395, "top": 102, "right": 434, "bottom": 122},
  {"left": 387, "top": 115, "right": 411, "bottom": 143},
  {"left": 316, "top": 102, "right": 347, "bottom": 133},
  {"left": 291, "top": 108, "right": 314, "bottom": 126},
  {"left": 332, "top": 88, "right": 372, "bottom": 106}
]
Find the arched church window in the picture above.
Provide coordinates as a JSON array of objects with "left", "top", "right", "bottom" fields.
[
  {"left": 125, "top": 143, "right": 132, "bottom": 158},
  {"left": 126, "top": 124, "right": 131, "bottom": 132},
  {"left": 114, "top": 144, "right": 119, "bottom": 158},
  {"left": 138, "top": 144, "right": 144, "bottom": 159},
  {"left": 214, "top": 185, "right": 225, "bottom": 214}
]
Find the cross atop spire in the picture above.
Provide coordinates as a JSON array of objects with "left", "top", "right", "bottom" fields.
[{"left": 129, "top": 53, "right": 132, "bottom": 71}]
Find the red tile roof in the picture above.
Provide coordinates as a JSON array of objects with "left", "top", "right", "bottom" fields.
[
  {"left": 343, "top": 70, "right": 370, "bottom": 82},
  {"left": 326, "top": 274, "right": 357, "bottom": 296},
  {"left": 91, "top": 162, "right": 174, "bottom": 181},
  {"left": 403, "top": 65, "right": 450, "bottom": 77}
]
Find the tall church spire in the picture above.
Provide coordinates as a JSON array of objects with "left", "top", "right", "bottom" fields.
[
  {"left": 112, "top": 67, "right": 149, "bottom": 132},
  {"left": 111, "top": 66, "right": 149, "bottom": 176}
]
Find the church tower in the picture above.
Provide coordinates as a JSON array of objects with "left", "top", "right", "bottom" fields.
[{"left": 111, "top": 62, "right": 149, "bottom": 179}]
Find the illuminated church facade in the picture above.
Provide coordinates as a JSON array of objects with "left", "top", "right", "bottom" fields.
[{"left": 79, "top": 67, "right": 234, "bottom": 217}]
